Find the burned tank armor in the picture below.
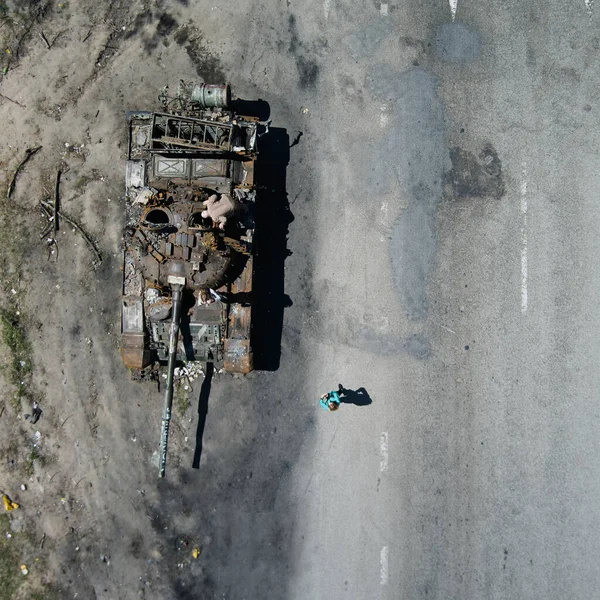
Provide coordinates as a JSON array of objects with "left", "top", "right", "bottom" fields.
[{"left": 121, "top": 82, "right": 262, "bottom": 477}]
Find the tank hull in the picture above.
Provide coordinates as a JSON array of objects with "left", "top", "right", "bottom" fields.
[{"left": 121, "top": 85, "right": 258, "bottom": 376}]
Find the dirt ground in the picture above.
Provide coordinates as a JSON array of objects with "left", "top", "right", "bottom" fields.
[{"left": 0, "top": 1, "right": 306, "bottom": 597}]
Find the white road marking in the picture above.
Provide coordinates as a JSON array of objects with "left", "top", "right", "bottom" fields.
[
  {"left": 380, "top": 200, "right": 389, "bottom": 221},
  {"left": 379, "top": 104, "right": 391, "bottom": 238},
  {"left": 585, "top": 0, "right": 593, "bottom": 18},
  {"left": 380, "top": 546, "right": 389, "bottom": 585},
  {"left": 520, "top": 163, "right": 528, "bottom": 313},
  {"left": 378, "top": 316, "right": 390, "bottom": 332},
  {"left": 380, "top": 3, "right": 388, "bottom": 16},
  {"left": 324, "top": 0, "right": 331, "bottom": 21},
  {"left": 380, "top": 432, "right": 389, "bottom": 472},
  {"left": 449, "top": 0, "right": 458, "bottom": 20},
  {"left": 379, "top": 103, "right": 389, "bottom": 129},
  {"left": 432, "top": 320, "right": 456, "bottom": 335}
]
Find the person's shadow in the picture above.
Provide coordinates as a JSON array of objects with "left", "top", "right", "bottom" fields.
[{"left": 339, "top": 386, "right": 372, "bottom": 406}]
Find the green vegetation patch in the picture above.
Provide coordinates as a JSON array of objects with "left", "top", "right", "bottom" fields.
[
  {"left": 0, "top": 514, "right": 58, "bottom": 600},
  {"left": 0, "top": 305, "right": 32, "bottom": 410},
  {"left": 0, "top": 513, "right": 23, "bottom": 599},
  {"left": 25, "top": 444, "right": 44, "bottom": 476}
]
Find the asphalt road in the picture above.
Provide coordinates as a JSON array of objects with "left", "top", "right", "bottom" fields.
[
  {"left": 14, "top": 0, "right": 597, "bottom": 598},
  {"left": 190, "top": 1, "right": 599, "bottom": 599}
]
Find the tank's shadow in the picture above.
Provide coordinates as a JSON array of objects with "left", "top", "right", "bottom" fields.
[
  {"left": 231, "top": 98, "right": 271, "bottom": 122},
  {"left": 226, "top": 97, "right": 293, "bottom": 370},
  {"left": 252, "top": 120, "right": 293, "bottom": 371},
  {"left": 192, "top": 99, "right": 292, "bottom": 467}
]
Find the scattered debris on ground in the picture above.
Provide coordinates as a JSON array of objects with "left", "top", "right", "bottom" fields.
[
  {"left": 2, "top": 493, "right": 19, "bottom": 511},
  {"left": 39, "top": 197, "right": 102, "bottom": 265}
]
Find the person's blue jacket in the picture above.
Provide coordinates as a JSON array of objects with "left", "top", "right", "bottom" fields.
[{"left": 320, "top": 390, "right": 341, "bottom": 410}]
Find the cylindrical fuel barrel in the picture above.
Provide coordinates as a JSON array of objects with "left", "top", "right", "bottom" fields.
[
  {"left": 158, "top": 283, "right": 184, "bottom": 478},
  {"left": 189, "top": 83, "right": 231, "bottom": 108}
]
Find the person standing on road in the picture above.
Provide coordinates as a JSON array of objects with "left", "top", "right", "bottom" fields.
[{"left": 320, "top": 384, "right": 345, "bottom": 411}]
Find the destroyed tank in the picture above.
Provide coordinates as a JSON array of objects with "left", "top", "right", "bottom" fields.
[{"left": 121, "top": 83, "right": 258, "bottom": 476}]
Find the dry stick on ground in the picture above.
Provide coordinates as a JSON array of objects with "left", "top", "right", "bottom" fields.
[
  {"left": 0, "top": 92, "right": 25, "bottom": 108},
  {"left": 53, "top": 170, "right": 61, "bottom": 236},
  {"left": 40, "top": 199, "right": 103, "bottom": 264},
  {"left": 39, "top": 29, "right": 66, "bottom": 51},
  {"left": 39, "top": 203, "right": 52, "bottom": 224},
  {"left": 51, "top": 30, "right": 67, "bottom": 47},
  {"left": 39, "top": 223, "right": 53, "bottom": 240},
  {"left": 6, "top": 146, "right": 41, "bottom": 199},
  {"left": 15, "top": 21, "right": 35, "bottom": 59},
  {"left": 60, "top": 414, "right": 73, "bottom": 427},
  {"left": 38, "top": 30, "right": 51, "bottom": 49},
  {"left": 82, "top": 27, "right": 93, "bottom": 43},
  {"left": 39, "top": 203, "right": 58, "bottom": 261}
]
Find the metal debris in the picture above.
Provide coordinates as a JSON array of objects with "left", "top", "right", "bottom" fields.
[
  {"left": 173, "top": 361, "right": 205, "bottom": 383},
  {"left": 2, "top": 494, "right": 19, "bottom": 511},
  {"left": 24, "top": 401, "right": 42, "bottom": 424}
]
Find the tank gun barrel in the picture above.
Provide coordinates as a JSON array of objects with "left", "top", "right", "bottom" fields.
[{"left": 158, "top": 278, "right": 185, "bottom": 478}]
